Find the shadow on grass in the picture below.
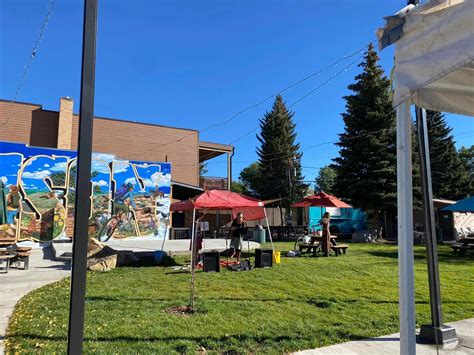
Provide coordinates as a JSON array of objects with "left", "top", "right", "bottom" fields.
[
  {"left": 10, "top": 330, "right": 369, "bottom": 344},
  {"left": 123, "top": 255, "right": 182, "bottom": 268},
  {"left": 367, "top": 250, "right": 474, "bottom": 263},
  {"left": 205, "top": 296, "right": 472, "bottom": 307},
  {"left": 85, "top": 296, "right": 179, "bottom": 302}
]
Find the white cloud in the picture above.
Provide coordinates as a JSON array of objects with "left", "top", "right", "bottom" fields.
[
  {"left": 158, "top": 173, "right": 171, "bottom": 186},
  {"left": 124, "top": 177, "right": 137, "bottom": 186},
  {"left": 1, "top": 176, "right": 7, "bottom": 184},
  {"left": 92, "top": 152, "right": 115, "bottom": 162},
  {"left": 90, "top": 153, "right": 116, "bottom": 174},
  {"left": 44, "top": 164, "right": 50, "bottom": 167},
  {"left": 142, "top": 173, "right": 170, "bottom": 188},
  {"left": 50, "top": 161, "right": 68, "bottom": 172},
  {"left": 112, "top": 160, "right": 130, "bottom": 174},
  {"left": 91, "top": 160, "right": 111, "bottom": 174},
  {"left": 92, "top": 180, "right": 108, "bottom": 187},
  {"left": 22, "top": 170, "right": 51, "bottom": 180}
]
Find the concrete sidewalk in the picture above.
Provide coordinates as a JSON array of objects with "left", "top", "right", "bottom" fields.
[
  {"left": 52, "top": 238, "right": 262, "bottom": 260},
  {"left": 0, "top": 245, "right": 71, "bottom": 354},
  {"left": 294, "top": 318, "right": 474, "bottom": 354}
]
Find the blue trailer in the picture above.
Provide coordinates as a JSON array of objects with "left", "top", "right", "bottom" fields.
[{"left": 308, "top": 207, "right": 367, "bottom": 235}]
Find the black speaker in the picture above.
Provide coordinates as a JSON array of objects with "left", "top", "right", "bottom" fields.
[
  {"left": 255, "top": 249, "right": 272, "bottom": 268},
  {"left": 202, "top": 251, "right": 220, "bottom": 272}
]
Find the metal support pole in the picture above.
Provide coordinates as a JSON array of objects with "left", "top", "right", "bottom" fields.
[
  {"left": 67, "top": 0, "right": 98, "bottom": 353},
  {"left": 396, "top": 101, "right": 416, "bottom": 355},
  {"left": 416, "top": 107, "right": 457, "bottom": 344},
  {"left": 263, "top": 207, "right": 274, "bottom": 254}
]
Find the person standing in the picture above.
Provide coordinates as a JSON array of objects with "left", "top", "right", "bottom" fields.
[
  {"left": 320, "top": 212, "right": 331, "bottom": 256},
  {"left": 230, "top": 212, "right": 246, "bottom": 260}
]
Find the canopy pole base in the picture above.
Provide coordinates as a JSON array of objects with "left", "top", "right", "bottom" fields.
[{"left": 419, "top": 325, "right": 457, "bottom": 345}]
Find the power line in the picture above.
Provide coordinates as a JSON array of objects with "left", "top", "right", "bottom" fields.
[
  {"left": 179, "top": 126, "right": 401, "bottom": 169},
  {"left": 141, "top": 43, "right": 371, "bottom": 156},
  {"left": 2, "top": 0, "right": 56, "bottom": 127}
]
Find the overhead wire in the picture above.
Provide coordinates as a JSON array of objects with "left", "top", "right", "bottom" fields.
[
  {"left": 2, "top": 0, "right": 56, "bottom": 127},
  {"left": 141, "top": 43, "right": 371, "bottom": 157},
  {"left": 196, "top": 53, "right": 365, "bottom": 164}
]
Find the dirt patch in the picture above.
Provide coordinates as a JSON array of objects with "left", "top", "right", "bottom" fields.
[{"left": 165, "top": 305, "right": 195, "bottom": 316}]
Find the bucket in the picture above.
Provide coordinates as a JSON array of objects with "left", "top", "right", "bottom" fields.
[
  {"left": 154, "top": 250, "right": 167, "bottom": 263},
  {"left": 273, "top": 251, "right": 281, "bottom": 264}
]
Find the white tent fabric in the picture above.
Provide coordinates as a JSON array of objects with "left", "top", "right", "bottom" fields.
[
  {"left": 378, "top": 1, "right": 473, "bottom": 353},
  {"left": 389, "top": 0, "right": 474, "bottom": 115}
]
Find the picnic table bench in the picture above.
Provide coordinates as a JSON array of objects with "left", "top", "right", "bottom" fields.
[
  {"left": 0, "top": 245, "right": 32, "bottom": 271},
  {"left": 331, "top": 244, "right": 349, "bottom": 256},
  {"left": 298, "top": 243, "right": 320, "bottom": 254},
  {"left": 0, "top": 254, "right": 16, "bottom": 273},
  {"left": 451, "top": 237, "right": 474, "bottom": 255},
  {"left": 297, "top": 235, "right": 349, "bottom": 256}
]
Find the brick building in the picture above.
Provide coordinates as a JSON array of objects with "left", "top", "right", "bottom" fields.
[{"left": 0, "top": 97, "right": 233, "bottom": 200}]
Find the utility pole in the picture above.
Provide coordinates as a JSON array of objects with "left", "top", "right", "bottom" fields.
[
  {"left": 67, "top": 0, "right": 98, "bottom": 353},
  {"left": 407, "top": 0, "right": 457, "bottom": 345}
]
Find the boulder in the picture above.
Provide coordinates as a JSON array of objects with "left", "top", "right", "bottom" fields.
[
  {"left": 87, "top": 238, "right": 106, "bottom": 258},
  {"left": 351, "top": 229, "right": 378, "bottom": 243},
  {"left": 87, "top": 238, "right": 138, "bottom": 270},
  {"left": 87, "top": 245, "right": 118, "bottom": 271}
]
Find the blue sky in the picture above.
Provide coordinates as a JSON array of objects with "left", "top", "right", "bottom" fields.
[{"left": 1, "top": 0, "right": 472, "bottom": 184}]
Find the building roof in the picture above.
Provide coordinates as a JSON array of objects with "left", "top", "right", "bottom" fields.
[
  {"left": 199, "top": 141, "right": 234, "bottom": 162},
  {"left": 0, "top": 98, "right": 198, "bottom": 133}
]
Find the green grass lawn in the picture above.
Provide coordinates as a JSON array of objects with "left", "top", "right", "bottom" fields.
[{"left": 5, "top": 243, "right": 474, "bottom": 354}]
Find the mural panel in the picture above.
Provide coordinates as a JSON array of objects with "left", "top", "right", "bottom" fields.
[{"left": 0, "top": 141, "right": 171, "bottom": 242}]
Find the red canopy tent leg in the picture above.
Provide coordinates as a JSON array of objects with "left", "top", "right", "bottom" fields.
[
  {"left": 189, "top": 208, "right": 196, "bottom": 310},
  {"left": 263, "top": 207, "right": 275, "bottom": 255}
]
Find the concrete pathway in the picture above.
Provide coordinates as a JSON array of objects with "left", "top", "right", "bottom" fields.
[
  {"left": 0, "top": 245, "right": 71, "bottom": 354},
  {"left": 52, "top": 238, "right": 262, "bottom": 259},
  {"left": 294, "top": 318, "right": 474, "bottom": 354}
]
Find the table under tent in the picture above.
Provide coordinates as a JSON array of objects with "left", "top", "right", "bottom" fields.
[{"left": 377, "top": 0, "right": 474, "bottom": 352}]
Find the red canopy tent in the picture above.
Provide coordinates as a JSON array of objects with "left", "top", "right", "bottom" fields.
[
  {"left": 171, "top": 190, "right": 275, "bottom": 309},
  {"left": 170, "top": 189, "right": 275, "bottom": 254},
  {"left": 292, "top": 192, "right": 351, "bottom": 208}
]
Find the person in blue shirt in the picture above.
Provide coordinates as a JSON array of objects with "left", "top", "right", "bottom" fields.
[{"left": 114, "top": 182, "right": 136, "bottom": 218}]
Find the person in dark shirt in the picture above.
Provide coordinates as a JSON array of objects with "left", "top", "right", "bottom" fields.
[{"left": 229, "top": 212, "right": 246, "bottom": 260}]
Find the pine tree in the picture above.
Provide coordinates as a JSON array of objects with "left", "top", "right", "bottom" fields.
[
  {"left": 420, "top": 111, "right": 471, "bottom": 200},
  {"left": 458, "top": 145, "right": 473, "bottom": 194},
  {"left": 315, "top": 165, "right": 336, "bottom": 194},
  {"left": 256, "top": 95, "right": 307, "bottom": 207},
  {"left": 332, "top": 44, "right": 397, "bottom": 216}
]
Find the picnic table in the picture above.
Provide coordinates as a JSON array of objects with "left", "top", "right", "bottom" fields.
[
  {"left": 0, "top": 247, "right": 15, "bottom": 273},
  {"left": 0, "top": 245, "right": 32, "bottom": 271},
  {"left": 452, "top": 236, "right": 474, "bottom": 255},
  {"left": 298, "top": 235, "right": 349, "bottom": 256}
]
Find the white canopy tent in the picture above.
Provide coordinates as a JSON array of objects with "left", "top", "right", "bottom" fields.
[{"left": 378, "top": 0, "right": 474, "bottom": 353}]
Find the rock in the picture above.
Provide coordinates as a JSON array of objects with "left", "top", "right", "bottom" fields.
[
  {"left": 87, "top": 245, "right": 118, "bottom": 271},
  {"left": 87, "top": 238, "right": 105, "bottom": 258},
  {"left": 352, "top": 229, "right": 378, "bottom": 243},
  {"left": 86, "top": 238, "right": 138, "bottom": 270},
  {"left": 87, "top": 253, "right": 117, "bottom": 271}
]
